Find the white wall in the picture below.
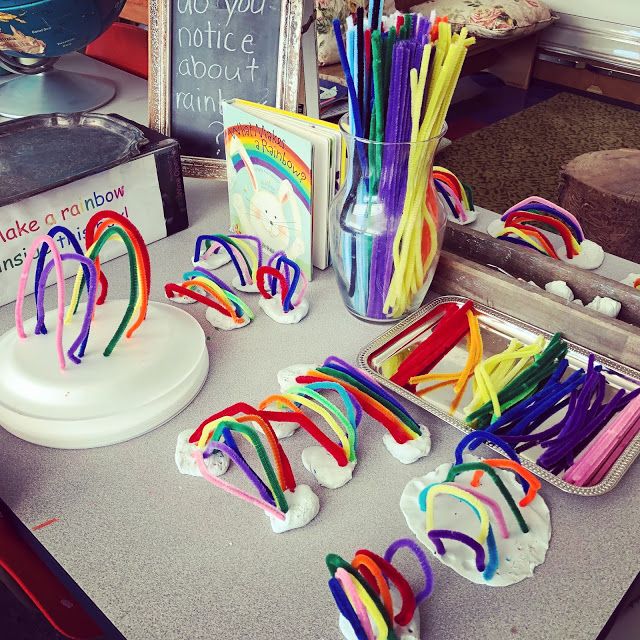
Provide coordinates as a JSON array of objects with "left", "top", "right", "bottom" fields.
[{"left": 544, "top": 0, "right": 640, "bottom": 28}]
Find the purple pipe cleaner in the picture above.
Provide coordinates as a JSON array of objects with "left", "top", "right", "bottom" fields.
[
  {"left": 38, "top": 255, "right": 97, "bottom": 365},
  {"left": 203, "top": 434, "right": 275, "bottom": 507},
  {"left": 384, "top": 538, "right": 434, "bottom": 604},
  {"left": 428, "top": 530, "right": 486, "bottom": 572}
]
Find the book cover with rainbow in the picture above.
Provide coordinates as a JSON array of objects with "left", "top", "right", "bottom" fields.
[{"left": 222, "top": 100, "right": 313, "bottom": 278}]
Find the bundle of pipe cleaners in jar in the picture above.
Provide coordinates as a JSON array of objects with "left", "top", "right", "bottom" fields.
[{"left": 331, "top": 7, "right": 475, "bottom": 320}]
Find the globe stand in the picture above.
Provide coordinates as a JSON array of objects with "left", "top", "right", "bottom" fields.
[{"left": 0, "top": 68, "right": 116, "bottom": 118}]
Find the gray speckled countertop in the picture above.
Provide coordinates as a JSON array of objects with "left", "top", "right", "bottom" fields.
[{"left": 1, "top": 178, "right": 639, "bottom": 640}]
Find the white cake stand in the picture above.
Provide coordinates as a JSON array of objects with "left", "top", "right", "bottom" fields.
[{"left": 0, "top": 299, "right": 208, "bottom": 448}]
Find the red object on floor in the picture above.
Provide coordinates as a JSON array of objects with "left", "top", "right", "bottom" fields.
[
  {"left": 85, "top": 22, "right": 148, "bottom": 79},
  {"left": 0, "top": 502, "right": 103, "bottom": 639}
]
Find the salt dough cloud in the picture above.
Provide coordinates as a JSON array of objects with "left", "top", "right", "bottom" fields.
[
  {"left": 205, "top": 306, "right": 250, "bottom": 331},
  {"left": 232, "top": 275, "right": 259, "bottom": 293},
  {"left": 192, "top": 253, "right": 231, "bottom": 270},
  {"left": 542, "top": 282, "right": 621, "bottom": 317},
  {"left": 621, "top": 273, "right": 640, "bottom": 288},
  {"left": 559, "top": 239, "right": 604, "bottom": 270},
  {"left": 175, "top": 429, "right": 229, "bottom": 477},
  {"left": 585, "top": 296, "right": 621, "bottom": 318},
  {"left": 302, "top": 445, "right": 356, "bottom": 489},
  {"left": 449, "top": 208, "right": 477, "bottom": 225},
  {"left": 277, "top": 363, "right": 318, "bottom": 392},
  {"left": 339, "top": 587, "right": 421, "bottom": 640},
  {"left": 487, "top": 220, "right": 605, "bottom": 270},
  {"left": 544, "top": 280, "right": 574, "bottom": 302},
  {"left": 383, "top": 424, "right": 431, "bottom": 464},
  {"left": 400, "top": 454, "right": 551, "bottom": 586},
  {"left": 268, "top": 484, "right": 319, "bottom": 533},
  {"left": 252, "top": 417, "right": 298, "bottom": 439},
  {"left": 487, "top": 218, "right": 505, "bottom": 239},
  {"left": 259, "top": 296, "right": 309, "bottom": 324}
]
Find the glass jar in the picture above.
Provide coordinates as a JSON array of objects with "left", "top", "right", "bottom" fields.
[{"left": 330, "top": 115, "right": 447, "bottom": 322}]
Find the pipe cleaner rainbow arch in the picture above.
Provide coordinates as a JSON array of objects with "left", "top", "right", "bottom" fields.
[
  {"left": 15, "top": 236, "right": 97, "bottom": 371},
  {"left": 164, "top": 266, "right": 253, "bottom": 325},
  {"left": 256, "top": 253, "right": 308, "bottom": 314},
  {"left": 433, "top": 166, "right": 474, "bottom": 223},
  {"left": 193, "top": 234, "right": 263, "bottom": 288},
  {"left": 66, "top": 211, "right": 152, "bottom": 357},
  {"left": 407, "top": 432, "right": 545, "bottom": 582},
  {"left": 496, "top": 196, "right": 585, "bottom": 259},
  {"left": 259, "top": 382, "right": 361, "bottom": 465},
  {"left": 294, "top": 356, "right": 423, "bottom": 445},
  {"left": 189, "top": 399, "right": 352, "bottom": 469},
  {"left": 326, "top": 538, "right": 434, "bottom": 640},
  {"left": 194, "top": 415, "right": 298, "bottom": 521}
]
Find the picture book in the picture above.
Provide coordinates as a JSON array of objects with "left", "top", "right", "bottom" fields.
[
  {"left": 223, "top": 99, "right": 344, "bottom": 275},
  {"left": 223, "top": 100, "right": 314, "bottom": 278}
]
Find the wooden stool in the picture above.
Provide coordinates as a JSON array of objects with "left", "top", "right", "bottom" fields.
[{"left": 559, "top": 149, "right": 640, "bottom": 262}]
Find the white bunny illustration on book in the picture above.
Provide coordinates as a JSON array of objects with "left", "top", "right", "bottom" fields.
[{"left": 228, "top": 134, "right": 305, "bottom": 260}]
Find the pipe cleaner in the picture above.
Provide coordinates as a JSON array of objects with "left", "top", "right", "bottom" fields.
[
  {"left": 326, "top": 538, "right": 434, "bottom": 640},
  {"left": 256, "top": 254, "right": 309, "bottom": 324},
  {"left": 488, "top": 196, "right": 604, "bottom": 270},
  {"left": 390, "top": 300, "right": 475, "bottom": 387},
  {"left": 433, "top": 166, "right": 476, "bottom": 225},
  {"left": 67, "top": 212, "right": 151, "bottom": 357},
  {"left": 190, "top": 415, "right": 319, "bottom": 532},
  {"left": 409, "top": 308, "right": 482, "bottom": 414},
  {"left": 192, "top": 233, "right": 263, "bottom": 292},
  {"left": 16, "top": 237, "right": 71, "bottom": 371},
  {"left": 164, "top": 266, "right": 253, "bottom": 330}
]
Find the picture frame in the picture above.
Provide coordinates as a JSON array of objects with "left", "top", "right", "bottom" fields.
[{"left": 148, "top": 0, "right": 304, "bottom": 179}]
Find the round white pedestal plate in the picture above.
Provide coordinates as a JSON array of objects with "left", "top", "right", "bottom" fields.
[{"left": 0, "top": 300, "right": 208, "bottom": 448}]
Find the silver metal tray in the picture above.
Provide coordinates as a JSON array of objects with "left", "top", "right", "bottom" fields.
[
  {"left": 0, "top": 112, "right": 147, "bottom": 206},
  {"left": 358, "top": 295, "right": 640, "bottom": 496}
]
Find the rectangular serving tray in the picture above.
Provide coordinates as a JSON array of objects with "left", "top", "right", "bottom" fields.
[{"left": 358, "top": 295, "right": 640, "bottom": 496}]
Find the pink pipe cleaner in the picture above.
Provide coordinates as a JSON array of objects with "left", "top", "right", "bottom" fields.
[
  {"left": 335, "top": 568, "right": 375, "bottom": 640},
  {"left": 15, "top": 236, "right": 66, "bottom": 371},
  {"left": 193, "top": 451, "right": 286, "bottom": 521},
  {"left": 450, "top": 483, "right": 510, "bottom": 539},
  {"left": 439, "top": 181, "right": 468, "bottom": 222},
  {"left": 503, "top": 196, "right": 582, "bottom": 231},
  {"left": 202, "top": 240, "right": 251, "bottom": 283}
]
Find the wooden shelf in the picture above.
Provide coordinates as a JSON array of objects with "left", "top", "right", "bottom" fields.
[{"left": 121, "top": 0, "right": 148, "bottom": 25}]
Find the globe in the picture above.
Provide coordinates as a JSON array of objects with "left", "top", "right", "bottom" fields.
[{"left": 0, "top": 0, "right": 127, "bottom": 118}]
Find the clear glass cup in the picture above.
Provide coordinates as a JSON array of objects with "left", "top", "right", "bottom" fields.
[{"left": 330, "top": 114, "right": 447, "bottom": 322}]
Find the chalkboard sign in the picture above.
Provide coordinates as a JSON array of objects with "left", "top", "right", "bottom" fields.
[{"left": 149, "top": 0, "right": 304, "bottom": 178}]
